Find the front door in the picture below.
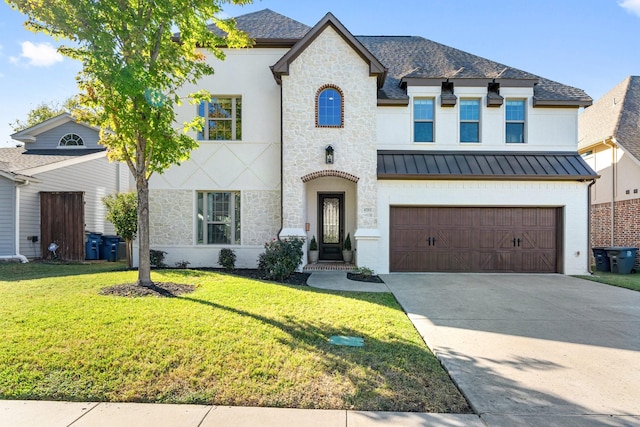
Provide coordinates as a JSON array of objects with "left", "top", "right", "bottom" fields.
[{"left": 318, "top": 193, "right": 344, "bottom": 261}]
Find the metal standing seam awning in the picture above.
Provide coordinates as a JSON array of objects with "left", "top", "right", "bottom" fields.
[{"left": 377, "top": 150, "right": 599, "bottom": 180}]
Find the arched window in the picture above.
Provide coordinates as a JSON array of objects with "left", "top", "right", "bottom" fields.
[
  {"left": 59, "top": 133, "right": 84, "bottom": 147},
  {"left": 316, "top": 86, "right": 343, "bottom": 127}
]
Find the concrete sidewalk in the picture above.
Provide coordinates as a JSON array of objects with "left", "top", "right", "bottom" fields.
[{"left": 0, "top": 400, "right": 484, "bottom": 427}]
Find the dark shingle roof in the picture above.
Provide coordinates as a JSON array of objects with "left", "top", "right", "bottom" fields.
[
  {"left": 223, "top": 9, "right": 590, "bottom": 106},
  {"left": 579, "top": 76, "right": 640, "bottom": 161},
  {"left": 208, "top": 9, "right": 310, "bottom": 40},
  {"left": 357, "top": 36, "right": 590, "bottom": 105},
  {"left": 377, "top": 150, "right": 598, "bottom": 180}
]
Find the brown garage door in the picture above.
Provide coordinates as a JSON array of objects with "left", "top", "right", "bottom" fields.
[{"left": 390, "top": 207, "right": 561, "bottom": 273}]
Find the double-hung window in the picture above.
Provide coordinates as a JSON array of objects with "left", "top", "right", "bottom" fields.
[
  {"left": 413, "top": 98, "right": 434, "bottom": 142},
  {"left": 460, "top": 99, "right": 480, "bottom": 143},
  {"left": 198, "top": 97, "right": 241, "bottom": 141},
  {"left": 197, "top": 191, "right": 241, "bottom": 245},
  {"left": 506, "top": 99, "right": 526, "bottom": 143}
]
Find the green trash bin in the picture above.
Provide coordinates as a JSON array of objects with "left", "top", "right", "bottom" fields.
[
  {"left": 592, "top": 247, "right": 610, "bottom": 272},
  {"left": 605, "top": 247, "right": 638, "bottom": 274}
]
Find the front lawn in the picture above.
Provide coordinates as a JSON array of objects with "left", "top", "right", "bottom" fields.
[
  {"left": 575, "top": 269, "right": 640, "bottom": 292},
  {"left": 0, "top": 262, "right": 470, "bottom": 413}
]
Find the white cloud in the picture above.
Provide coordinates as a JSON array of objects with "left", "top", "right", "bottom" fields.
[
  {"left": 17, "top": 41, "right": 63, "bottom": 67},
  {"left": 619, "top": 0, "right": 640, "bottom": 17}
]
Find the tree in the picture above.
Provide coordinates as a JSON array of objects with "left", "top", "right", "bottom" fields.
[
  {"left": 7, "top": 0, "right": 252, "bottom": 286},
  {"left": 103, "top": 192, "right": 137, "bottom": 269},
  {"left": 10, "top": 97, "right": 80, "bottom": 132}
]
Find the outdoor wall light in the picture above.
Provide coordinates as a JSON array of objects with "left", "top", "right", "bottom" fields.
[{"left": 325, "top": 145, "right": 334, "bottom": 164}]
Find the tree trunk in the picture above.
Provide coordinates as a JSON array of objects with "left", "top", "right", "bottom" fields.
[
  {"left": 125, "top": 238, "right": 133, "bottom": 269},
  {"left": 137, "top": 175, "right": 152, "bottom": 286}
]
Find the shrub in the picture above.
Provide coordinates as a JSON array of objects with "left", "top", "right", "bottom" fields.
[
  {"left": 343, "top": 233, "right": 352, "bottom": 251},
  {"left": 309, "top": 235, "right": 318, "bottom": 250},
  {"left": 258, "top": 237, "right": 304, "bottom": 281},
  {"left": 354, "top": 266, "right": 374, "bottom": 277},
  {"left": 218, "top": 248, "right": 237, "bottom": 270},
  {"left": 149, "top": 249, "right": 167, "bottom": 268},
  {"left": 175, "top": 260, "right": 190, "bottom": 269}
]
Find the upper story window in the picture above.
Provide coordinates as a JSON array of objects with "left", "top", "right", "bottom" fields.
[
  {"left": 460, "top": 99, "right": 480, "bottom": 143},
  {"left": 505, "top": 99, "right": 526, "bottom": 143},
  {"left": 59, "top": 133, "right": 84, "bottom": 147},
  {"left": 413, "top": 98, "right": 435, "bottom": 143},
  {"left": 316, "top": 86, "right": 343, "bottom": 127},
  {"left": 198, "top": 96, "right": 242, "bottom": 141},
  {"left": 196, "top": 191, "right": 241, "bottom": 245}
]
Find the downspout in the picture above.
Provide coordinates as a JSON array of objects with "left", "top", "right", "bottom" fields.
[
  {"left": 610, "top": 140, "right": 616, "bottom": 246},
  {"left": 278, "top": 82, "right": 284, "bottom": 239},
  {"left": 587, "top": 179, "right": 597, "bottom": 274}
]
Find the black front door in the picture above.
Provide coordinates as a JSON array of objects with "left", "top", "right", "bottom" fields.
[{"left": 318, "top": 193, "right": 344, "bottom": 261}]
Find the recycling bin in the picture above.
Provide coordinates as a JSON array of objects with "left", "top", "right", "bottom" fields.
[
  {"left": 605, "top": 247, "right": 638, "bottom": 274},
  {"left": 85, "top": 233, "right": 102, "bottom": 260},
  {"left": 592, "top": 247, "right": 610, "bottom": 272},
  {"left": 100, "top": 235, "right": 120, "bottom": 262}
]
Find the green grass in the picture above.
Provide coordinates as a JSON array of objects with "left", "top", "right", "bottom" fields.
[
  {"left": 0, "top": 261, "right": 470, "bottom": 413},
  {"left": 575, "top": 269, "right": 640, "bottom": 292}
]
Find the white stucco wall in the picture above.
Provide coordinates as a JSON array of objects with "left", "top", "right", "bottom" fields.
[
  {"left": 372, "top": 180, "right": 591, "bottom": 275},
  {"left": 377, "top": 86, "right": 580, "bottom": 151},
  {"left": 583, "top": 144, "right": 640, "bottom": 205},
  {"left": 147, "top": 48, "right": 286, "bottom": 267}
]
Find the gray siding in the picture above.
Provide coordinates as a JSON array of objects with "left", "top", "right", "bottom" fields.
[
  {"left": 28, "top": 122, "right": 101, "bottom": 150},
  {"left": 0, "top": 177, "right": 16, "bottom": 255},
  {"left": 19, "top": 156, "right": 121, "bottom": 258}
]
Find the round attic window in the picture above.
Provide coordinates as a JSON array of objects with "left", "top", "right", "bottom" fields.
[{"left": 59, "top": 133, "right": 84, "bottom": 147}]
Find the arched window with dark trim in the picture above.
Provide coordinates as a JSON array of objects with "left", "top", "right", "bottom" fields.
[{"left": 316, "top": 86, "right": 343, "bottom": 127}]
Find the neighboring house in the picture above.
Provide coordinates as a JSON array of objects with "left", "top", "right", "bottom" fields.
[
  {"left": 1, "top": 113, "right": 129, "bottom": 261},
  {"left": 147, "top": 9, "right": 596, "bottom": 274},
  {"left": 579, "top": 76, "right": 640, "bottom": 266}
]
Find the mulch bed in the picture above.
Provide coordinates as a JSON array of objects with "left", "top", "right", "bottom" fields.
[{"left": 99, "top": 282, "right": 196, "bottom": 297}]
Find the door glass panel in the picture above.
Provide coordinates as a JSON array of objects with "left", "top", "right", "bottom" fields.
[{"left": 323, "top": 197, "right": 340, "bottom": 244}]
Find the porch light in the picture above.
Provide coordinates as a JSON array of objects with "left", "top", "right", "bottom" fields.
[{"left": 325, "top": 145, "right": 334, "bottom": 164}]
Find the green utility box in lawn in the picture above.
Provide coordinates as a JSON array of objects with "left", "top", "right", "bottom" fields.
[{"left": 605, "top": 247, "right": 638, "bottom": 274}]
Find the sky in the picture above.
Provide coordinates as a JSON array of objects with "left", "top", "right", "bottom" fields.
[{"left": 1, "top": 0, "right": 640, "bottom": 148}]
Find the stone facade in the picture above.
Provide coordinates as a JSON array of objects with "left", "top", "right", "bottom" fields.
[
  {"left": 281, "top": 26, "right": 378, "bottom": 232},
  {"left": 243, "top": 190, "right": 281, "bottom": 245},
  {"left": 591, "top": 198, "right": 640, "bottom": 266},
  {"left": 149, "top": 189, "right": 193, "bottom": 246}
]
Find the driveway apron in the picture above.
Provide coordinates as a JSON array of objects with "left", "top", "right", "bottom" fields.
[{"left": 383, "top": 274, "right": 640, "bottom": 426}]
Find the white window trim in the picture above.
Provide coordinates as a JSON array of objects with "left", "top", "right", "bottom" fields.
[
  {"left": 505, "top": 99, "right": 527, "bottom": 144},
  {"left": 412, "top": 97, "right": 436, "bottom": 144},
  {"left": 459, "top": 98, "right": 481, "bottom": 144},
  {"left": 198, "top": 96, "right": 241, "bottom": 141},
  {"left": 196, "top": 191, "right": 241, "bottom": 245},
  {"left": 58, "top": 133, "right": 86, "bottom": 149}
]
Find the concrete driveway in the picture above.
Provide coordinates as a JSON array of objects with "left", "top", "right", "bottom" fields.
[{"left": 382, "top": 274, "right": 640, "bottom": 427}]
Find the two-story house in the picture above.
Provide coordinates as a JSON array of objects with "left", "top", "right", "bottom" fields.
[{"left": 147, "top": 9, "right": 596, "bottom": 274}]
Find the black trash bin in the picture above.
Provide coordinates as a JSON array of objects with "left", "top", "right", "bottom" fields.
[
  {"left": 100, "top": 235, "right": 120, "bottom": 262},
  {"left": 85, "top": 233, "right": 102, "bottom": 260},
  {"left": 605, "top": 247, "right": 638, "bottom": 274},
  {"left": 592, "top": 247, "right": 610, "bottom": 272}
]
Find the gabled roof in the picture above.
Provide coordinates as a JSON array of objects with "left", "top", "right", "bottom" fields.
[
  {"left": 578, "top": 76, "right": 640, "bottom": 161},
  {"left": 0, "top": 147, "right": 106, "bottom": 175},
  {"left": 377, "top": 151, "right": 598, "bottom": 181},
  {"left": 271, "top": 13, "right": 387, "bottom": 88},
  {"left": 10, "top": 113, "right": 101, "bottom": 144},
  {"left": 207, "top": 9, "right": 310, "bottom": 46},
  {"left": 228, "top": 9, "right": 591, "bottom": 107}
]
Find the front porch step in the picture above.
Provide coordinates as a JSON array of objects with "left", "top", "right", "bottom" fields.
[{"left": 303, "top": 262, "right": 356, "bottom": 272}]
